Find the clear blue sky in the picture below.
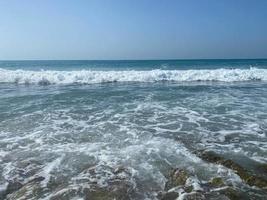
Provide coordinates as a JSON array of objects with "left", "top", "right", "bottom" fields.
[{"left": 0, "top": 0, "right": 267, "bottom": 60}]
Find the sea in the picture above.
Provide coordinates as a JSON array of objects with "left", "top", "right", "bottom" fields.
[{"left": 0, "top": 59, "right": 267, "bottom": 199}]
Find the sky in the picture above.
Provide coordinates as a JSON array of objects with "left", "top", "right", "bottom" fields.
[{"left": 0, "top": 0, "right": 267, "bottom": 60}]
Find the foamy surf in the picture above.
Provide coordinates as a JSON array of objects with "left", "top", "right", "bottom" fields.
[
  {"left": 0, "top": 68, "right": 267, "bottom": 85},
  {"left": 1, "top": 60, "right": 267, "bottom": 199}
]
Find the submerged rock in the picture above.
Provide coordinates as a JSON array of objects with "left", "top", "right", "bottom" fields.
[
  {"left": 221, "top": 187, "right": 241, "bottom": 200},
  {"left": 160, "top": 168, "right": 202, "bottom": 200},
  {"left": 184, "top": 185, "right": 194, "bottom": 193},
  {"left": 158, "top": 191, "right": 179, "bottom": 200},
  {"left": 0, "top": 180, "right": 23, "bottom": 199},
  {"left": 182, "top": 192, "right": 205, "bottom": 200},
  {"left": 6, "top": 176, "right": 44, "bottom": 200},
  {"left": 165, "top": 168, "right": 189, "bottom": 190},
  {"left": 216, "top": 187, "right": 245, "bottom": 200},
  {"left": 198, "top": 151, "right": 267, "bottom": 189},
  {"left": 83, "top": 183, "right": 133, "bottom": 200},
  {"left": 258, "top": 163, "right": 267, "bottom": 174},
  {"left": 5, "top": 181, "right": 23, "bottom": 196},
  {"left": 209, "top": 177, "right": 225, "bottom": 187},
  {"left": 51, "top": 165, "right": 135, "bottom": 200},
  {"left": 50, "top": 182, "right": 133, "bottom": 200},
  {"left": 157, "top": 168, "right": 189, "bottom": 200},
  {"left": 49, "top": 187, "right": 82, "bottom": 200},
  {"left": 160, "top": 165, "right": 266, "bottom": 200}
]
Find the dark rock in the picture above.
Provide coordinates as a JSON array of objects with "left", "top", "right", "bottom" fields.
[
  {"left": 6, "top": 181, "right": 23, "bottom": 195},
  {"left": 6, "top": 181, "right": 42, "bottom": 200},
  {"left": 47, "top": 175, "right": 68, "bottom": 190},
  {"left": 84, "top": 188, "right": 111, "bottom": 200},
  {"left": 113, "top": 166, "right": 126, "bottom": 174},
  {"left": 158, "top": 191, "right": 179, "bottom": 200},
  {"left": 198, "top": 151, "right": 267, "bottom": 189},
  {"left": 84, "top": 183, "right": 132, "bottom": 200},
  {"left": 258, "top": 163, "right": 267, "bottom": 174},
  {"left": 5, "top": 176, "right": 45, "bottom": 200},
  {"left": 165, "top": 168, "right": 188, "bottom": 190},
  {"left": 209, "top": 177, "right": 225, "bottom": 187},
  {"left": 184, "top": 185, "right": 193, "bottom": 193},
  {"left": 204, "top": 191, "right": 231, "bottom": 200},
  {"left": 80, "top": 165, "right": 134, "bottom": 200},
  {"left": 50, "top": 188, "right": 82, "bottom": 200},
  {"left": 197, "top": 151, "right": 224, "bottom": 164},
  {"left": 29, "top": 176, "right": 45, "bottom": 183},
  {"left": 244, "top": 175, "right": 267, "bottom": 189},
  {"left": 218, "top": 187, "right": 244, "bottom": 200},
  {"left": 182, "top": 192, "right": 205, "bottom": 200}
]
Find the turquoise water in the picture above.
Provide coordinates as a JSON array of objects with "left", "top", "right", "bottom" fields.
[{"left": 0, "top": 60, "right": 267, "bottom": 199}]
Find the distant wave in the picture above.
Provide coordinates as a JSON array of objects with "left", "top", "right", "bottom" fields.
[{"left": 0, "top": 68, "right": 267, "bottom": 85}]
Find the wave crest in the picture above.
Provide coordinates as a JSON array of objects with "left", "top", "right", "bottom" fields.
[{"left": 0, "top": 68, "right": 267, "bottom": 85}]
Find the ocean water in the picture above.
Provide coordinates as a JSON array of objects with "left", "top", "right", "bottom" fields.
[{"left": 0, "top": 60, "right": 267, "bottom": 199}]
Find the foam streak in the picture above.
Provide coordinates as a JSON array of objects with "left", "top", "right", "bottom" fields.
[{"left": 0, "top": 68, "right": 266, "bottom": 85}]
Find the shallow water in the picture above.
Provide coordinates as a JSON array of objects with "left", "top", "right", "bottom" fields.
[{"left": 0, "top": 60, "right": 267, "bottom": 199}]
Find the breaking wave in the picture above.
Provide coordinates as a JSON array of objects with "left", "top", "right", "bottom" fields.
[{"left": 1, "top": 68, "right": 267, "bottom": 85}]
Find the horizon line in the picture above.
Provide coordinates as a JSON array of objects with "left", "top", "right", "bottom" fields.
[{"left": 1, "top": 58, "right": 267, "bottom": 61}]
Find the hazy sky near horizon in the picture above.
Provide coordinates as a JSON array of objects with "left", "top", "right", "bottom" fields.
[{"left": 0, "top": 0, "right": 267, "bottom": 60}]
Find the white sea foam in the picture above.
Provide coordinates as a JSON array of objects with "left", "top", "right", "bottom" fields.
[
  {"left": 1, "top": 76, "right": 267, "bottom": 199},
  {"left": 1, "top": 68, "right": 267, "bottom": 85}
]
